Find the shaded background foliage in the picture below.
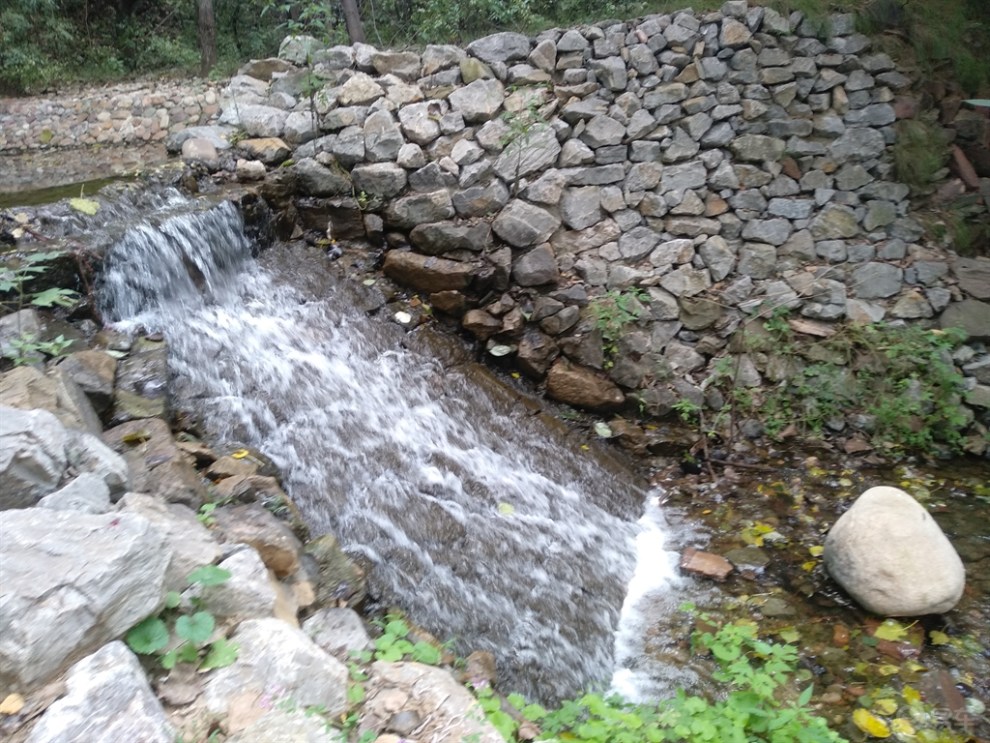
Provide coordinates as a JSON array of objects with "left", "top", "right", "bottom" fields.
[{"left": 1, "top": 0, "right": 987, "bottom": 95}]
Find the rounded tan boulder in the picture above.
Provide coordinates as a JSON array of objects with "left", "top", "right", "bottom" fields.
[{"left": 824, "top": 486, "right": 965, "bottom": 616}]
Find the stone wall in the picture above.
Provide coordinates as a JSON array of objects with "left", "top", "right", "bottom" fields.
[
  {"left": 183, "top": 2, "right": 989, "bottom": 447},
  {"left": 0, "top": 79, "right": 222, "bottom": 153}
]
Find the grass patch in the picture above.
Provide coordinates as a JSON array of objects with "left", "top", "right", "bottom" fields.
[
  {"left": 891, "top": 117, "right": 950, "bottom": 193},
  {"left": 702, "top": 313, "right": 973, "bottom": 456}
]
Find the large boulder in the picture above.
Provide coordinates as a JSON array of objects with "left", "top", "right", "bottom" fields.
[
  {"left": 1, "top": 365, "right": 101, "bottom": 434},
  {"left": 0, "top": 508, "right": 170, "bottom": 690},
  {"left": 25, "top": 642, "right": 174, "bottom": 743},
  {"left": 824, "top": 486, "right": 966, "bottom": 616},
  {"left": 118, "top": 492, "right": 222, "bottom": 591},
  {"left": 203, "top": 618, "right": 349, "bottom": 730},
  {"left": 0, "top": 406, "right": 68, "bottom": 510}
]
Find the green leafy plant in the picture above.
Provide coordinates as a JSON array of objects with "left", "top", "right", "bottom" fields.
[
  {"left": 370, "top": 614, "right": 444, "bottom": 665},
  {"left": 1, "top": 249, "right": 79, "bottom": 366},
  {"left": 720, "top": 317, "right": 971, "bottom": 454},
  {"left": 589, "top": 289, "right": 648, "bottom": 369},
  {"left": 484, "top": 611, "right": 844, "bottom": 742},
  {"left": 499, "top": 97, "right": 551, "bottom": 195},
  {"left": 126, "top": 565, "right": 239, "bottom": 672}
]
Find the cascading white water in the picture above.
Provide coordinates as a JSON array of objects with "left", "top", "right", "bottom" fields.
[{"left": 99, "top": 196, "right": 687, "bottom": 701}]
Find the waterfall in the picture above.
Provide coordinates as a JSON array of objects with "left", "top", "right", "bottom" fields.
[{"left": 98, "top": 195, "right": 686, "bottom": 702}]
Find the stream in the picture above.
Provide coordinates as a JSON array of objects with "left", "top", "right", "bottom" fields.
[{"left": 96, "top": 193, "right": 690, "bottom": 702}]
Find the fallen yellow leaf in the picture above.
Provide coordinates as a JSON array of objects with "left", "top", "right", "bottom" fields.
[
  {"left": 808, "top": 545, "right": 824, "bottom": 557},
  {"left": 231, "top": 449, "right": 250, "bottom": 459},
  {"left": 929, "top": 630, "right": 950, "bottom": 645},
  {"left": 873, "top": 698, "right": 898, "bottom": 715},
  {"left": 891, "top": 718, "right": 915, "bottom": 737},
  {"left": 853, "top": 708, "right": 892, "bottom": 738},
  {"left": 0, "top": 693, "right": 24, "bottom": 715}
]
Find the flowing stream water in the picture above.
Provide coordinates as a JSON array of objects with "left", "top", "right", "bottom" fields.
[{"left": 97, "top": 195, "right": 688, "bottom": 701}]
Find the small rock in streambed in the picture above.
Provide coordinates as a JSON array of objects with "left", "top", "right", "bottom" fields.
[
  {"left": 680, "top": 547, "right": 734, "bottom": 581},
  {"left": 823, "top": 486, "right": 966, "bottom": 616}
]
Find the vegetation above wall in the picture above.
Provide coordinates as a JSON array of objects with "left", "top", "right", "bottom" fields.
[{"left": 1, "top": 0, "right": 988, "bottom": 96}]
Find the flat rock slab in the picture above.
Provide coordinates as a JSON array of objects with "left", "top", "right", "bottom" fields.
[{"left": 680, "top": 547, "right": 734, "bottom": 581}]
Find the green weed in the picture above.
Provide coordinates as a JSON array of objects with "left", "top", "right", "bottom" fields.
[
  {"left": 483, "top": 610, "right": 844, "bottom": 742},
  {"left": 126, "top": 565, "right": 239, "bottom": 672},
  {"left": 714, "top": 314, "right": 971, "bottom": 455},
  {"left": 589, "top": 289, "right": 648, "bottom": 370}
]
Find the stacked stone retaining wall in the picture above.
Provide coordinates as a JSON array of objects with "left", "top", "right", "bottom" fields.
[
  {"left": 198, "top": 0, "right": 990, "bottom": 449},
  {"left": 0, "top": 79, "right": 222, "bottom": 153}
]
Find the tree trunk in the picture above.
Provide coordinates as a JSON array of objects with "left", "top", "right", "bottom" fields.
[
  {"left": 197, "top": 0, "right": 217, "bottom": 77},
  {"left": 341, "top": 0, "right": 366, "bottom": 43}
]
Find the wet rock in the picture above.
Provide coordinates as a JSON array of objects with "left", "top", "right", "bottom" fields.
[
  {"left": 824, "top": 486, "right": 966, "bottom": 616},
  {"left": 383, "top": 251, "right": 475, "bottom": 292},
  {"left": 680, "top": 547, "right": 734, "bottom": 581},
  {"left": 463, "top": 310, "right": 502, "bottom": 340},
  {"left": 25, "top": 642, "right": 174, "bottom": 743},
  {"left": 546, "top": 358, "right": 625, "bottom": 412},
  {"left": 111, "top": 336, "right": 168, "bottom": 424},
  {"left": 0, "top": 508, "right": 169, "bottom": 690},
  {"left": 102, "top": 418, "right": 208, "bottom": 508},
  {"left": 305, "top": 534, "right": 367, "bottom": 606},
  {"left": 212, "top": 503, "right": 303, "bottom": 578},
  {"left": 516, "top": 329, "right": 559, "bottom": 377}
]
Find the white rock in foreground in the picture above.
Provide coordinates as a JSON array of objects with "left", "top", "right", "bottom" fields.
[
  {"left": 26, "top": 642, "right": 174, "bottom": 743},
  {"left": 824, "top": 486, "right": 965, "bottom": 616},
  {"left": 203, "top": 618, "right": 349, "bottom": 733},
  {"left": 0, "top": 508, "right": 170, "bottom": 690}
]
